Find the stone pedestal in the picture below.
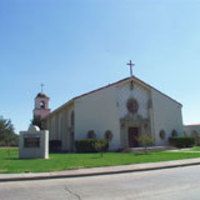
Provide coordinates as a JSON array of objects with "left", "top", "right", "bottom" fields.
[{"left": 19, "top": 125, "right": 49, "bottom": 159}]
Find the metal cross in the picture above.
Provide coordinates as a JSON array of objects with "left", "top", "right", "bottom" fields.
[
  {"left": 41, "top": 83, "right": 45, "bottom": 93},
  {"left": 127, "top": 60, "right": 135, "bottom": 77}
]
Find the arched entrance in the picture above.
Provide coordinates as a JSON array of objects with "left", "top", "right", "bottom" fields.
[{"left": 120, "top": 114, "right": 151, "bottom": 149}]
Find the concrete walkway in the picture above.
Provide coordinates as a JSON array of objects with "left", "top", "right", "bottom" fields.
[
  {"left": 1, "top": 158, "right": 200, "bottom": 182},
  {"left": 167, "top": 149, "right": 200, "bottom": 153}
]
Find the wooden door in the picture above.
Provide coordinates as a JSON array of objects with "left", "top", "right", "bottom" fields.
[{"left": 128, "top": 127, "right": 139, "bottom": 147}]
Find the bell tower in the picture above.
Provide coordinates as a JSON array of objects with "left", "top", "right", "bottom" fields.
[{"left": 33, "top": 84, "right": 51, "bottom": 122}]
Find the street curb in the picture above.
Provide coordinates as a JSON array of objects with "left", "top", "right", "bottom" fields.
[{"left": 1, "top": 161, "right": 200, "bottom": 182}]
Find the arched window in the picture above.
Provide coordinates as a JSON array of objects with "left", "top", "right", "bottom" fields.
[
  {"left": 159, "top": 130, "right": 166, "bottom": 140},
  {"left": 87, "top": 130, "right": 96, "bottom": 139},
  {"left": 71, "top": 111, "right": 74, "bottom": 127},
  {"left": 126, "top": 98, "right": 139, "bottom": 114},
  {"left": 104, "top": 130, "right": 113, "bottom": 142},
  {"left": 40, "top": 101, "right": 45, "bottom": 109},
  {"left": 171, "top": 129, "right": 178, "bottom": 137}
]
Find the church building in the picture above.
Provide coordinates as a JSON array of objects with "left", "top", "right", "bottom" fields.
[{"left": 35, "top": 68, "right": 183, "bottom": 152}]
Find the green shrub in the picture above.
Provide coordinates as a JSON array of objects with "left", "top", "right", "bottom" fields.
[
  {"left": 191, "top": 131, "right": 200, "bottom": 146},
  {"left": 95, "top": 140, "right": 109, "bottom": 157},
  {"left": 169, "top": 137, "right": 195, "bottom": 148},
  {"left": 75, "top": 139, "right": 109, "bottom": 153},
  {"left": 137, "top": 134, "right": 154, "bottom": 154},
  {"left": 49, "top": 140, "right": 62, "bottom": 152}
]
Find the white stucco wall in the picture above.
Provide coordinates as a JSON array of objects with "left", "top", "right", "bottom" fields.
[
  {"left": 49, "top": 116, "right": 56, "bottom": 140},
  {"left": 151, "top": 89, "right": 183, "bottom": 145},
  {"left": 47, "top": 77, "right": 184, "bottom": 151},
  {"left": 47, "top": 103, "right": 75, "bottom": 151},
  {"left": 184, "top": 125, "right": 200, "bottom": 136},
  {"left": 74, "top": 86, "right": 121, "bottom": 150},
  {"left": 116, "top": 81, "right": 150, "bottom": 119}
]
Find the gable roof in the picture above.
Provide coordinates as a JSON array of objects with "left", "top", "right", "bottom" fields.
[{"left": 49, "top": 76, "right": 182, "bottom": 117}]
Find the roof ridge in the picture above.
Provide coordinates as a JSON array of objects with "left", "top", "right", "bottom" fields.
[{"left": 49, "top": 76, "right": 182, "bottom": 116}]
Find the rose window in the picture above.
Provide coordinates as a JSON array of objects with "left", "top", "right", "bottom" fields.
[{"left": 126, "top": 98, "right": 139, "bottom": 114}]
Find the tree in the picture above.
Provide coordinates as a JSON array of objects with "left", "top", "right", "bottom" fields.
[
  {"left": 0, "top": 116, "right": 18, "bottom": 146},
  {"left": 137, "top": 134, "right": 154, "bottom": 154},
  {"left": 94, "top": 139, "right": 108, "bottom": 157},
  {"left": 104, "top": 130, "right": 113, "bottom": 142},
  {"left": 32, "top": 116, "right": 46, "bottom": 130}
]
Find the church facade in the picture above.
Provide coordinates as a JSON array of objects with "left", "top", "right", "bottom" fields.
[{"left": 43, "top": 76, "right": 183, "bottom": 151}]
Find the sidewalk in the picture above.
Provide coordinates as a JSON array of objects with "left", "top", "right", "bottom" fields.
[{"left": 1, "top": 158, "right": 200, "bottom": 182}]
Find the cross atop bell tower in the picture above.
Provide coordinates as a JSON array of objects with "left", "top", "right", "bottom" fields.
[
  {"left": 40, "top": 83, "right": 45, "bottom": 93},
  {"left": 127, "top": 60, "right": 135, "bottom": 77}
]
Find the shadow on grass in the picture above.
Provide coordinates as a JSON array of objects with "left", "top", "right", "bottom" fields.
[
  {"left": 4, "top": 157, "right": 19, "bottom": 160},
  {"left": 4, "top": 157, "right": 48, "bottom": 161},
  {"left": 133, "top": 152, "right": 151, "bottom": 156},
  {"left": 91, "top": 154, "right": 105, "bottom": 159}
]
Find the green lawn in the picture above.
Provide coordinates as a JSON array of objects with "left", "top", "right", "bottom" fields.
[
  {"left": 1, "top": 148, "right": 200, "bottom": 173},
  {"left": 192, "top": 146, "right": 200, "bottom": 151}
]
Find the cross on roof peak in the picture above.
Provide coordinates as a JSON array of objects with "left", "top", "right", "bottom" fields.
[
  {"left": 40, "top": 83, "right": 45, "bottom": 93},
  {"left": 126, "top": 60, "right": 135, "bottom": 77}
]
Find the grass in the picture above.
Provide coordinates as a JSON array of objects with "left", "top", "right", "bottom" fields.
[
  {"left": 0, "top": 148, "right": 200, "bottom": 173},
  {"left": 192, "top": 146, "right": 200, "bottom": 151}
]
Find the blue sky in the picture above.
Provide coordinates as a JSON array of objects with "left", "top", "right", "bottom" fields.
[{"left": 0, "top": 0, "right": 200, "bottom": 132}]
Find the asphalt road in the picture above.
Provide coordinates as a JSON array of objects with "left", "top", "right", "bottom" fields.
[{"left": 1, "top": 165, "right": 200, "bottom": 200}]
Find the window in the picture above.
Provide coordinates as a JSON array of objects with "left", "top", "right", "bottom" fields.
[
  {"left": 159, "top": 130, "right": 166, "bottom": 140},
  {"left": 171, "top": 129, "right": 178, "bottom": 137},
  {"left": 126, "top": 98, "right": 139, "bottom": 114},
  {"left": 87, "top": 130, "right": 96, "bottom": 139},
  {"left": 40, "top": 101, "right": 45, "bottom": 109},
  {"left": 71, "top": 111, "right": 74, "bottom": 127},
  {"left": 104, "top": 130, "right": 113, "bottom": 142}
]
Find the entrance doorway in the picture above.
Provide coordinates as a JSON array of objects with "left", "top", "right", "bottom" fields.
[{"left": 128, "top": 127, "right": 139, "bottom": 147}]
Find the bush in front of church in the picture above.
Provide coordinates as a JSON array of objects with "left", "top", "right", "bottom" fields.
[
  {"left": 49, "top": 140, "right": 62, "bottom": 152},
  {"left": 75, "top": 139, "right": 109, "bottom": 153},
  {"left": 137, "top": 134, "right": 154, "bottom": 154},
  {"left": 94, "top": 139, "right": 109, "bottom": 157},
  {"left": 191, "top": 131, "right": 200, "bottom": 146},
  {"left": 169, "top": 137, "right": 195, "bottom": 148}
]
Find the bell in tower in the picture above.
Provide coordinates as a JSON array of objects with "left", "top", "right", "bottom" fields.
[{"left": 32, "top": 84, "right": 51, "bottom": 129}]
